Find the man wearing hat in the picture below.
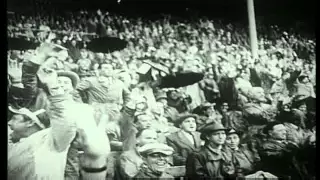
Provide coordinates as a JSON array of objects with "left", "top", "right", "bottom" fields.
[
  {"left": 225, "top": 129, "right": 261, "bottom": 176},
  {"left": 293, "top": 74, "right": 316, "bottom": 99},
  {"left": 57, "top": 70, "right": 82, "bottom": 102},
  {"left": 186, "top": 122, "right": 235, "bottom": 179},
  {"left": 134, "top": 143, "right": 174, "bottom": 179},
  {"left": 166, "top": 113, "right": 202, "bottom": 166},
  {"left": 155, "top": 90, "right": 179, "bottom": 123},
  {"left": 8, "top": 43, "right": 110, "bottom": 180}
]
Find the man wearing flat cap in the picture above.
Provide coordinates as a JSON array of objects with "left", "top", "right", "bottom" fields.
[
  {"left": 166, "top": 113, "right": 202, "bottom": 166},
  {"left": 186, "top": 122, "right": 235, "bottom": 179},
  {"left": 134, "top": 143, "right": 174, "bottom": 179}
]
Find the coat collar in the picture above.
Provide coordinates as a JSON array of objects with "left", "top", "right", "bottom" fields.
[
  {"left": 177, "top": 130, "right": 201, "bottom": 149},
  {"left": 204, "top": 145, "right": 224, "bottom": 161}
]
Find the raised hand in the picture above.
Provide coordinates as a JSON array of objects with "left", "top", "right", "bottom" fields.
[{"left": 8, "top": 59, "right": 23, "bottom": 84}]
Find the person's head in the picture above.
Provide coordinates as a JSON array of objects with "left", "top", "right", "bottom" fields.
[
  {"left": 71, "top": 40, "right": 77, "bottom": 47},
  {"left": 8, "top": 107, "right": 47, "bottom": 140},
  {"left": 200, "top": 123, "right": 227, "bottom": 146},
  {"left": 80, "top": 49, "right": 88, "bottom": 59},
  {"left": 156, "top": 97, "right": 168, "bottom": 106},
  {"left": 297, "top": 103, "right": 307, "bottom": 113},
  {"left": 62, "top": 36, "right": 68, "bottom": 42},
  {"left": 220, "top": 102, "right": 229, "bottom": 112},
  {"left": 298, "top": 75, "right": 310, "bottom": 84},
  {"left": 57, "top": 71, "right": 79, "bottom": 94},
  {"left": 226, "top": 129, "right": 241, "bottom": 150},
  {"left": 201, "top": 103, "right": 215, "bottom": 116},
  {"left": 139, "top": 143, "right": 174, "bottom": 175},
  {"left": 77, "top": 59, "right": 91, "bottom": 71},
  {"left": 240, "top": 70, "right": 250, "bottom": 80},
  {"left": 136, "top": 129, "right": 158, "bottom": 147},
  {"left": 281, "top": 101, "right": 291, "bottom": 112},
  {"left": 264, "top": 122, "right": 287, "bottom": 141},
  {"left": 249, "top": 87, "right": 266, "bottom": 102},
  {"left": 57, "top": 76, "right": 73, "bottom": 94},
  {"left": 282, "top": 72, "right": 290, "bottom": 80},
  {"left": 167, "top": 90, "right": 179, "bottom": 100},
  {"left": 152, "top": 102, "right": 164, "bottom": 118},
  {"left": 99, "top": 63, "right": 114, "bottom": 77},
  {"left": 134, "top": 113, "right": 153, "bottom": 130},
  {"left": 175, "top": 114, "right": 197, "bottom": 133},
  {"left": 155, "top": 92, "right": 168, "bottom": 106},
  {"left": 56, "top": 39, "right": 62, "bottom": 45}
]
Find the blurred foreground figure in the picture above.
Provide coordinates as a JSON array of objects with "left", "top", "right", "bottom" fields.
[
  {"left": 8, "top": 43, "right": 110, "bottom": 180},
  {"left": 259, "top": 121, "right": 315, "bottom": 179}
]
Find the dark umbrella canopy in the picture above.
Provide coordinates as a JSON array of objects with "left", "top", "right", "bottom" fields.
[
  {"left": 86, "top": 37, "right": 127, "bottom": 53},
  {"left": 8, "top": 38, "right": 40, "bottom": 50},
  {"left": 158, "top": 72, "right": 204, "bottom": 88}
]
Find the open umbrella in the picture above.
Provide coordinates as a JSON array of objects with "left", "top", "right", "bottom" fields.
[
  {"left": 86, "top": 36, "right": 127, "bottom": 53},
  {"left": 8, "top": 38, "right": 40, "bottom": 50},
  {"left": 158, "top": 72, "right": 204, "bottom": 89}
]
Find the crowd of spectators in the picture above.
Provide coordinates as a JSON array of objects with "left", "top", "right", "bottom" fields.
[{"left": 8, "top": 9, "right": 316, "bottom": 179}]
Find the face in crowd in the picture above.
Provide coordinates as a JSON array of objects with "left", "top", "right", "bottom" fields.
[
  {"left": 8, "top": 114, "right": 34, "bottom": 141},
  {"left": 71, "top": 40, "right": 77, "bottom": 47},
  {"left": 100, "top": 63, "right": 114, "bottom": 77},
  {"left": 136, "top": 129, "right": 158, "bottom": 147},
  {"left": 145, "top": 152, "right": 170, "bottom": 174},
  {"left": 180, "top": 117, "right": 197, "bottom": 133},
  {"left": 226, "top": 133, "right": 240, "bottom": 150},
  {"left": 221, "top": 103, "right": 229, "bottom": 113},
  {"left": 157, "top": 98, "right": 168, "bottom": 107},
  {"left": 57, "top": 76, "right": 74, "bottom": 94},
  {"left": 206, "top": 130, "right": 226, "bottom": 146},
  {"left": 297, "top": 103, "right": 307, "bottom": 114},
  {"left": 168, "top": 90, "right": 179, "bottom": 100},
  {"left": 135, "top": 114, "right": 152, "bottom": 130},
  {"left": 204, "top": 105, "right": 215, "bottom": 116},
  {"left": 80, "top": 50, "right": 88, "bottom": 59},
  {"left": 268, "top": 124, "right": 287, "bottom": 141}
]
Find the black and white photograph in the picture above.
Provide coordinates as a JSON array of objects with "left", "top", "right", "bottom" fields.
[{"left": 7, "top": 0, "right": 316, "bottom": 179}]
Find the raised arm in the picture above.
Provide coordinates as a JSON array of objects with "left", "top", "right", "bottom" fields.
[{"left": 48, "top": 94, "right": 77, "bottom": 152}]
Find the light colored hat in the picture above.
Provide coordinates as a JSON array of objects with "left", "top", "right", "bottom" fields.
[
  {"left": 57, "top": 71, "right": 80, "bottom": 88},
  {"left": 8, "top": 106, "right": 46, "bottom": 129},
  {"left": 138, "top": 143, "right": 174, "bottom": 157}
]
